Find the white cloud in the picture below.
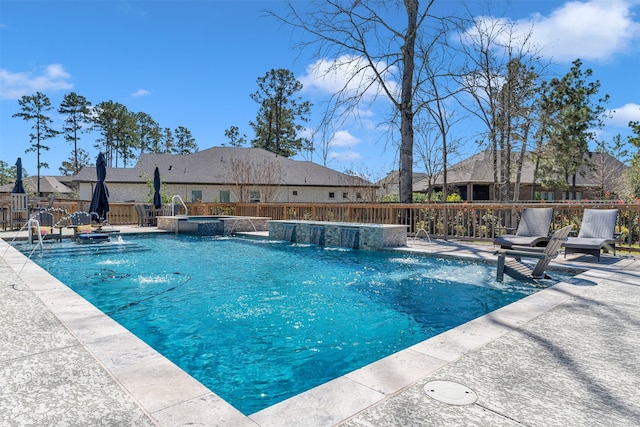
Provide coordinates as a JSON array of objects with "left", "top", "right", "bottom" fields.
[
  {"left": 131, "top": 89, "right": 151, "bottom": 97},
  {"left": 299, "top": 55, "right": 399, "bottom": 99},
  {"left": 330, "top": 130, "right": 361, "bottom": 148},
  {"left": 516, "top": 0, "right": 640, "bottom": 62},
  {"left": 608, "top": 103, "right": 640, "bottom": 126},
  {"left": 0, "top": 64, "right": 73, "bottom": 99}
]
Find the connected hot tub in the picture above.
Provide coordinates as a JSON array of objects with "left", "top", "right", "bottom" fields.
[{"left": 157, "top": 215, "right": 270, "bottom": 236}]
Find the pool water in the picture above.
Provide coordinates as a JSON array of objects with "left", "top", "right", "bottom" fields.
[{"left": 24, "top": 234, "right": 556, "bottom": 414}]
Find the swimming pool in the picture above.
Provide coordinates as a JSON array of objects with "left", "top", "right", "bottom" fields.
[{"left": 23, "top": 234, "right": 556, "bottom": 415}]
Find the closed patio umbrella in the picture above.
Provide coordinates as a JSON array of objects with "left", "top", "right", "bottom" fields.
[
  {"left": 153, "top": 166, "right": 162, "bottom": 209},
  {"left": 89, "top": 152, "right": 109, "bottom": 224},
  {"left": 12, "top": 157, "right": 26, "bottom": 194}
]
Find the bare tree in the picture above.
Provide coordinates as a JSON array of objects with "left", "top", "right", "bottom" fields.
[
  {"left": 271, "top": 0, "right": 441, "bottom": 203},
  {"left": 501, "top": 58, "right": 539, "bottom": 201},
  {"left": 591, "top": 136, "right": 629, "bottom": 199},
  {"left": 413, "top": 122, "right": 439, "bottom": 199},
  {"left": 340, "top": 165, "right": 381, "bottom": 202},
  {"left": 454, "top": 12, "right": 542, "bottom": 201},
  {"left": 414, "top": 25, "right": 466, "bottom": 202},
  {"left": 229, "top": 157, "right": 284, "bottom": 203}
]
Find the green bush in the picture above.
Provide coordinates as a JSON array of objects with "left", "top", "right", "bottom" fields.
[{"left": 446, "top": 193, "right": 463, "bottom": 202}]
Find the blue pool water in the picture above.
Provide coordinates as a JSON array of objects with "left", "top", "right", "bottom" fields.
[{"left": 23, "top": 234, "right": 557, "bottom": 414}]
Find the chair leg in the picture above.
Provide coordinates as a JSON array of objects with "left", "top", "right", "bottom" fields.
[{"left": 496, "top": 252, "right": 505, "bottom": 282}]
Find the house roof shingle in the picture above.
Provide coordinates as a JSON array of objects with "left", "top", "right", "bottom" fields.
[
  {"left": 75, "top": 147, "right": 375, "bottom": 188},
  {"left": 0, "top": 176, "right": 73, "bottom": 194}
]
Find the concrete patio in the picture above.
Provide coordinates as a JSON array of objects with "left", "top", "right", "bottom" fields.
[{"left": 1, "top": 227, "right": 639, "bottom": 426}]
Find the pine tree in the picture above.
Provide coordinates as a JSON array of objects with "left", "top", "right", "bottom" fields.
[
  {"left": 12, "top": 92, "right": 60, "bottom": 195},
  {"left": 538, "top": 59, "right": 609, "bottom": 199},
  {"left": 174, "top": 126, "right": 198, "bottom": 154},
  {"left": 249, "top": 69, "right": 311, "bottom": 157},
  {"left": 59, "top": 92, "right": 92, "bottom": 175}
]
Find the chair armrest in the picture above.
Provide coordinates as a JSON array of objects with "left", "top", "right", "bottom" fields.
[
  {"left": 494, "top": 248, "right": 547, "bottom": 260},
  {"left": 495, "top": 226, "right": 516, "bottom": 236},
  {"left": 508, "top": 245, "right": 546, "bottom": 254}
]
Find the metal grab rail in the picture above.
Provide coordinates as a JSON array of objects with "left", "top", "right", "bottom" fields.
[
  {"left": 26, "top": 218, "right": 44, "bottom": 250},
  {"left": 171, "top": 195, "right": 189, "bottom": 216}
]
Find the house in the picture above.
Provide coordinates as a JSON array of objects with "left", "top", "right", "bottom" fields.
[
  {"left": 0, "top": 175, "right": 74, "bottom": 197},
  {"left": 73, "top": 147, "right": 378, "bottom": 203},
  {"left": 376, "top": 171, "right": 428, "bottom": 200},
  {"left": 412, "top": 150, "right": 627, "bottom": 201}
]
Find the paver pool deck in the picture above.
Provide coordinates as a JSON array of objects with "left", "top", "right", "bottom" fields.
[{"left": 1, "top": 227, "right": 639, "bottom": 426}]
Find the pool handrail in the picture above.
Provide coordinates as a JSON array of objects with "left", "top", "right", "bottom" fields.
[
  {"left": 171, "top": 195, "right": 189, "bottom": 216},
  {"left": 26, "top": 217, "right": 45, "bottom": 250}
]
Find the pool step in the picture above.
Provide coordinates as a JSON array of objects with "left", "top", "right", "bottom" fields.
[{"left": 19, "top": 241, "right": 150, "bottom": 258}]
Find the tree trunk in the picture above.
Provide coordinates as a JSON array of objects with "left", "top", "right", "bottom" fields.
[
  {"left": 513, "top": 123, "right": 530, "bottom": 201},
  {"left": 398, "top": 0, "right": 418, "bottom": 204}
]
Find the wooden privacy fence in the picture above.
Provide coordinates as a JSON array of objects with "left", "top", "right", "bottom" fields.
[{"left": 80, "top": 201, "right": 640, "bottom": 251}]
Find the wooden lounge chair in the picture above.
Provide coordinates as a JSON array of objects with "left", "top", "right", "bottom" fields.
[
  {"left": 10, "top": 193, "right": 29, "bottom": 230},
  {"left": 563, "top": 209, "right": 619, "bottom": 261},
  {"left": 69, "top": 211, "right": 94, "bottom": 237},
  {"left": 30, "top": 211, "right": 62, "bottom": 241},
  {"left": 135, "top": 203, "right": 155, "bottom": 227},
  {"left": 495, "top": 225, "right": 573, "bottom": 282},
  {"left": 70, "top": 211, "right": 92, "bottom": 226},
  {"left": 494, "top": 208, "right": 553, "bottom": 249}
]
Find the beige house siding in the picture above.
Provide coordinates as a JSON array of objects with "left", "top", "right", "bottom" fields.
[
  {"left": 74, "top": 147, "right": 377, "bottom": 204},
  {"left": 79, "top": 182, "right": 373, "bottom": 204}
]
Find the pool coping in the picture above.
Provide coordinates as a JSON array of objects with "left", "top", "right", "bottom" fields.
[{"left": 2, "top": 229, "right": 639, "bottom": 425}]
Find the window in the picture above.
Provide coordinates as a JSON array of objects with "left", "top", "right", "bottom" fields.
[
  {"left": 537, "top": 191, "right": 554, "bottom": 201},
  {"left": 329, "top": 192, "right": 335, "bottom": 199},
  {"left": 249, "top": 191, "right": 261, "bottom": 202},
  {"left": 562, "top": 192, "right": 582, "bottom": 201},
  {"left": 292, "top": 191, "right": 298, "bottom": 196},
  {"left": 219, "top": 191, "right": 230, "bottom": 203},
  {"left": 356, "top": 193, "right": 362, "bottom": 199},
  {"left": 191, "top": 190, "right": 203, "bottom": 203},
  {"left": 343, "top": 192, "right": 349, "bottom": 199}
]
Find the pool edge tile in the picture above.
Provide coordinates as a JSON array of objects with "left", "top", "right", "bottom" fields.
[
  {"left": 250, "top": 376, "right": 384, "bottom": 427},
  {"left": 345, "top": 348, "right": 449, "bottom": 395},
  {"left": 151, "top": 392, "right": 258, "bottom": 427}
]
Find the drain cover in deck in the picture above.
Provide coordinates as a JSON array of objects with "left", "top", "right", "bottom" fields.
[{"left": 424, "top": 380, "right": 478, "bottom": 405}]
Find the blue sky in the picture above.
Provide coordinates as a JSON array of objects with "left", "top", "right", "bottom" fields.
[{"left": 1, "top": 0, "right": 639, "bottom": 182}]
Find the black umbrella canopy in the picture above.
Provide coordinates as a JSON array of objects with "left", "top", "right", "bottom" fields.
[
  {"left": 89, "top": 152, "right": 110, "bottom": 223},
  {"left": 153, "top": 166, "right": 162, "bottom": 209},
  {"left": 11, "top": 157, "right": 26, "bottom": 194}
]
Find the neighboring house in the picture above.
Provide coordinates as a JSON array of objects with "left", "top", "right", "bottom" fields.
[
  {"left": 376, "top": 171, "right": 428, "bottom": 200},
  {"left": 0, "top": 175, "right": 74, "bottom": 196},
  {"left": 412, "top": 150, "right": 627, "bottom": 201},
  {"left": 73, "top": 147, "right": 377, "bottom": 203}
]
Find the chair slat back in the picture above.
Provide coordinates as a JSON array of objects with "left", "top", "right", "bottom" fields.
[
  {"left": 10, "top": 193, "right": 28, "bottom": 211},
  {"left": 577, "top": 209, "right": 618, "bottom": 239},
  {"left": 71, "top": 212, "right": 92, "bottom": 225},
  {"left": 36, "top": 212, "right": 54, "bottom": 227},
  {"left": 531, "top": 225, "right": 573, "bottom": 278},
  {"left": 516, "top": 208, "right": 553, "bottom": 237}
]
